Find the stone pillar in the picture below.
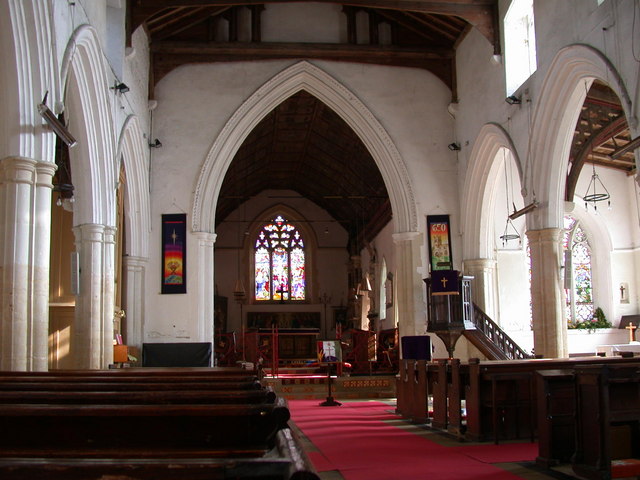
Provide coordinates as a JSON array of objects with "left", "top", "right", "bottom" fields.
[
  {"left": 463, "top": 258, "right": 498, "bottom": 321},
  {"left": 31, "top": 161, "right": 57, "bottom": 371},
  {"left": 122, "top": 255, "right": 147, "bottom": 351},
  {"left": 527, "top": 228, "right": 567, "bottom": 358},
  {"left": 0, "top": 157, "right": 37, "bottom": 370},
  {"left": 196, "top": 232, "right": 216, "bottom": 349},
  {"left": 102, "top": 226, "right": 116, "bottom": 366},
  {"left": 74, "top": 223, "right": 115, "bottom": 368},
  {"left": 392, "top": 231, "right": 425, "bottom": 339}
]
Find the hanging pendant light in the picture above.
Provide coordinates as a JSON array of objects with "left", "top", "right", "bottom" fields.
[
  {"left": 583, "top": 163, "right": 610, "bottom": 211},
  {"left": 581, "top": 81, "right": 611, "bottom": 212},
  {"left": 499, "top": 149, "right": 521, "bottom": 246},
  {"left": 500, "top": 212, "right": 521, "bottom": 246}
]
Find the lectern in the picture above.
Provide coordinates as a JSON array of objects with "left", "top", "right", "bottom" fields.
[{"left": 424, "top": 271, "right": 473, "bottom": 358}]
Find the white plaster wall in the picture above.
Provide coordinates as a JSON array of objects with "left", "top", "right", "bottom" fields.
[
  {"left": 497, "top": 249, "right": 532, "bottom": 329},
  {"left": 122, "top": 27, "right": 151, "bottom": 138}
]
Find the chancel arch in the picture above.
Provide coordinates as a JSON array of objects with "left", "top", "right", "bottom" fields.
[{"left": 193, "top": 61, "right": 421, "bottom": 342}]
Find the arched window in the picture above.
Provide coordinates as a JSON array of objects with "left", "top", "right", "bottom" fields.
[
  {"left": 563, "top": 215, "right": 594, "bottom": 325},
  {"left": 254, "top": 215, "right": 305, "bottom": 301}
]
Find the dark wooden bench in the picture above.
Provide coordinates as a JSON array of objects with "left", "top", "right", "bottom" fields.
[
  {"left": 394, "top": 356, "right": 640, "bottom": 442},
  {"left": 0, "top": 388, "right": 277, "bottom": 405},
  {"left": 0, "top": 427, "right": 318, "bottom": 480},
  {"left": 395, "top": 359, "right": 440, "bottom": 424},
  {"left": 463, "top": 356, "right": 640, "bottom": 443},
  {"left": 572, "top": 363, "right": 640, "bottom": 480},
  {"left": 0, "top": 399, "right": 290, "bottom": 452},
  {"left": 0, "top": 368, "right": 318, "bottom": 480},
  {"left": 0, "top": 379, "right": 263, "bottom": 391},
  {"left": 535, "top": 369, "right": 577, "bottom": 467}
]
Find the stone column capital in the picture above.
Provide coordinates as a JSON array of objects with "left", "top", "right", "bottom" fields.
[
  {"left": 392, "top": 231, "right": 421, "bottom": 244},
  {"left": 0, "top": 156, "right": 37, "bottom": 184},
  {"left": 194, "top": 231, "right": 217, "bottom": 246}
]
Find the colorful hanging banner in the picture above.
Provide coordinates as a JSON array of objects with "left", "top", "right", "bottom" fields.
[
  {"left": 427, "top": 215, "right": 453, "bottom": 271},
  {"left": 161, "top": 213, "right": 187, "bottom": 294}
]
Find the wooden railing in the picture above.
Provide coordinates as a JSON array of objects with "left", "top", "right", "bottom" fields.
[{"left": 469, "top": 304, "right": 532, "bottom": 360}]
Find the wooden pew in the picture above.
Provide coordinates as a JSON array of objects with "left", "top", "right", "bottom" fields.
[
  {"left": 395, "top": 360, "right": 438, "bottom": 424},
  {"left": 0, "top": 379, "right": 263, "bottom": 391},
  {"left": 395, "top": 359, "right": 410, "bottom": 417},
  {"left": 0, "top": 427, "right": 318, "bottom": 480},
  {"left": 0, "top": 388, "right": 277, "bottom": 405},
  {"left": 461, "top": 356, "right": 640, "bottom": 443},
  {"left": 572, "top": 363, "right": 640, "bottom": 480},
  {"left": 0, "top": 368, "right": 319, "bottom": 480},
  {"left": 431, "top": 359, "right": 448, "bottom": 429},
  {"left": 535, "top": 369, "right": 576, "bottom": 467},
  {"left": 0, "top": 400, "right": 290, "bottom": 452}
]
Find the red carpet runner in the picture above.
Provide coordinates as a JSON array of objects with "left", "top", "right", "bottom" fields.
[{"left": 288, "top": 400, "right": 537, "bottom": 480}]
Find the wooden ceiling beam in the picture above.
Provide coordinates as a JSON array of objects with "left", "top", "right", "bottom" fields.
[
  {"left": 150, "top": 7, "right": 229, "bottom": 39},
  {"left": 129, "top": 0, "right": 499, "bottom": 51},
  {"left": 375, "top": 10, "right": 446, "bottom": 43},
  {"left": 566, "top": 115, "right": 630, "bottom": 200},
  {"left": 152, "top": 40, "right": 453, "bottom": 58}
]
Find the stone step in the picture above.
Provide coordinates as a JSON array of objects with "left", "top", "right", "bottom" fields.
[{"left": 263, "top": 375, "right": 396, "bottom": 400}]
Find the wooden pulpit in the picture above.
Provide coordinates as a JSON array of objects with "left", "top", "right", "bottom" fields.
[{"left": 424, "top": 272, "right": 473, "bottom": 358}]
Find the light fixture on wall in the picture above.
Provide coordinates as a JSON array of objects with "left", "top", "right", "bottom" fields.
[
  {"left": 37, "top": 92, "right": 77, "bottom": 147},
  {"left": 505, "top": 95, "right": 521, "bottom": 105},
  {"left": 583, "top": 163, "right": 610, "bottom": 211},
  {"left": 448, "top": 142, "right": 461, "bottom": 151},
  {"left": 111, "top": 82, "right": 130, "bottom": 94},
  {"left": 149, "top": 138, "right": 162, "bottom": 148}
]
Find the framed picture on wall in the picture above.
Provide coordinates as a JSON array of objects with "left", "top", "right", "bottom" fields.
[
  {"left": 427, "top": 215, "right": 452, "bottom": 272},
  {"left": 161, "top": 213, "right": 187, "bottom": 294}
]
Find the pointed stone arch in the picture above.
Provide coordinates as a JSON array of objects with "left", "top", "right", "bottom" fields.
[
  {"left": 117, "top": 115, "right": 151, "bottom": 259},
  {"left": 192, "top": 61, "right": 416, "bottom": 236},
  {"left": 61, "top": 24, "right": 117, "bottom": 227},
  {"left": 529, "top": 44, "right": 635, "bottom": 230},
  {"left": 461, "top": 123, "right": 524, "bottom": 318},
  {"left": 116, "top": 115, "right": 150, "bottom": 351},
  {"left": 462, "top": 123, "right": 523, "bottom": 260},
  {"left": 59, "top": 25, "right": 117, "bottom": 368}
]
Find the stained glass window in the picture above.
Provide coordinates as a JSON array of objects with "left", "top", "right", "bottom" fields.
[
  {"left": 255, "top": 215, "right": 305, "bottom": 301},
  {"left": 563, "top": 216, "right": 593, "bottom": 325}
]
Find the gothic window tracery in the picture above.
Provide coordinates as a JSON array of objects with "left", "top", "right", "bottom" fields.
[
  {"left": 254, "top": 215, "right": 305, "bottom": 301},
  {"left": 563, "top": 216, "right": 594, "bottom": 325}
]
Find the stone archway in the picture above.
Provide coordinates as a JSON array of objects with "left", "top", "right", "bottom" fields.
[
  {"left": 192, "top": 61, "right": 421, "bottom": 346},
  {"left": 525, "top": 44, "right": 635, "bottom": 357},
  {"left": 461, "top": 123, "right": 523, "bottom": 319},
  {"left": 116, "top": 115, "right": 151, "bottom": 354},
  {"left": 60, "top": 25, "right": 118, "bottom": 368}
]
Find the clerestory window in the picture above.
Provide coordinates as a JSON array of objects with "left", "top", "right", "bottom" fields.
[{"left": 504, "top": 0, "right": 537, "bottom": 96}]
